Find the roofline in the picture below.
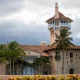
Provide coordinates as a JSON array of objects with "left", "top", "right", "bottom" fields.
[{"left": 44, "top": 48, "right": 80, "bottom": 52}]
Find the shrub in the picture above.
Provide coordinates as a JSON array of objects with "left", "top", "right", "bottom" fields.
[{"left": 8, "top": 74, "right": 79, "bottom": 80}]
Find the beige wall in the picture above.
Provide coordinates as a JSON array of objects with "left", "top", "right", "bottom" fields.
[
  {"left": 49, "top": 28, "right": 60, "bottom": 46},
  {"left": 0, "top": 63, "right": 7, "bottom": 75},
  {"left": 1, "top": 49, "right": 80, "bottom": 75},
  {"left": 48, "top": 49, "right": 80, "bottom": 74},
  {"left": 25, "top": 50, "right": 41, "bottom": 57}
]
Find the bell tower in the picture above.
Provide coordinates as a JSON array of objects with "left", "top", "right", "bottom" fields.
[{"left": 46, "top": 3, "right": 73, "bottom": 46}]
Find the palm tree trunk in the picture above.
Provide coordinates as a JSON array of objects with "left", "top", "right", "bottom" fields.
[
  {"left": 19, "top": 64, "right": 21, "bottom": 75},
  {"left": 34, "top": 67, "right": 36, "bottom": 75},
  {"left": 13, "top": 61, "right": 14, "bottom": 75},
  {"left": 62, "top": 51, "right": 64, "bottom": 74},
  {"left": 57, "top": 61, "right": 58, "bottom": 74},
  {"left": 20, "top": 63, "right": 22, "bottom": 75},
  {"left": 41, "top": 66, "right": 42, "bottom": 75},
  {"left": 38, "top": 66, "right": 40, "bottom": 74},
  {"left": 10, "top": 58, "right": 11, "bottom": 75}
]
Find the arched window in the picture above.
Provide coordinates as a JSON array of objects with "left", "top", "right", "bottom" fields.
[
  {"left": 70, "top": 53, "right": 73, "bottom": 58},
  {"left": 64, "top": 21, "right": 65, "bottom": 23}
]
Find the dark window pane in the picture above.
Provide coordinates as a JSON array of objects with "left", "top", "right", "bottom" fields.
[{"left": 70, "top": 53, "right": 73, "bottom": 58}]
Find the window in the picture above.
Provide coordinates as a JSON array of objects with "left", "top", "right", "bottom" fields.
[
  {"left": 64, "top": 21, "right": 65, "bottom": 23},
  {"left": 69, "top": 68, "right": 74, "bottom": 74},
  {"left": 61, "top": 20, "right": 66, "bottom": 23},
  {"left": 70, "top": 53, "right": 73, "bottom": 58},
  {"left": 61, "top": 20, "right": 63, "bottom": 23}
]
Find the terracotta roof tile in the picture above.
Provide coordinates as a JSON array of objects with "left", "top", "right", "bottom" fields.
[
  {"left": 19, "top": 45, "right": 51, "bottom": 57},
  {"left": 44, "top": 43, "right": 80, "bottom": 52},
  {"left": 46, "top": 12, "right": 73, "bottom": 23},
  {"left": 1, "top": 44, "right": 80, "bottom": 56},
  {"left": 0, "top": 44, "right": 51, "bottom": 57}
]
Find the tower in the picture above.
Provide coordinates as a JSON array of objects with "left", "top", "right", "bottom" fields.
[{"left": 46, "top": 3, "right": 73, "bottom": 46}]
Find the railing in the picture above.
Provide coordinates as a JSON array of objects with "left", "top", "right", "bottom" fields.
[
  {"left": 48, "top": 24, "right": 55, "bottom": 28},
  {"left": 60, "top": 23, "right": 71, "bottom": 27},
  {"left": 48, "top": 23, "right": 71, "bottom": 29}
]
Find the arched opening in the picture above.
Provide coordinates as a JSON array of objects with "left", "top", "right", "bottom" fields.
[{"left": 69, "top": 68, "right": 74, "bottom": 74}]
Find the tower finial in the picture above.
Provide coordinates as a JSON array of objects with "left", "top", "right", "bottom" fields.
[
  {"left": 55, "top": 3, "right": 58, "bottom": 8},
  {"left": 55, "top": 3, "right": 59, "bottom": 19}
]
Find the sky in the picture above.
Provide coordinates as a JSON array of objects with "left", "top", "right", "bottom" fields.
[{"left": 0, "top": 0, "right": 80, "bottom": 45}]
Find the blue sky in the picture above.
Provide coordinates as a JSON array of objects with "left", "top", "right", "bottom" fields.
[{"left": 0, "top": 0, "right": 80, "bottom": 45}]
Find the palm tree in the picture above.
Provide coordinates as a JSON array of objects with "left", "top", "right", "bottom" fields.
[
  {"left": 5, "top": 41, "right": 25, "bottom": 75},
  {"left": 32, "top": 56, "right": 50, "bottom": 75},
  {"left": 0, "top": 45, "right": 7, "bottom": 65},
  {"left": 54, "top": 28, "right": 73, "bottom": 74}
]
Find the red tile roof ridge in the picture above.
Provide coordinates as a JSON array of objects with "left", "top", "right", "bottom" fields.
[{"left": 46, "top": 12, "right": 73, "bottom": 23}]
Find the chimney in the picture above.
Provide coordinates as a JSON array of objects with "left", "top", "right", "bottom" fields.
[
  {"left": 55, "top": 3, "right": 59, "bottom": 19},
  {"left": 40, "top": 41, "right": 46, "bottom": 46}
]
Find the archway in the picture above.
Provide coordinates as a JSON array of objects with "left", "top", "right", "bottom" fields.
[
  {"left": 69, "top": 68, "right": 74, "bottom": 74},
  {"left": 65, "top": 64, "right": 78, "bottom": 74}
]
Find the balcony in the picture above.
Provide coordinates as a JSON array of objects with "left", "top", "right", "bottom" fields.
[
  {"left": 48, "top": 24, "right": 55, "bottom": 28},
  {"left": 48, "top": 23, "right": 71, "bottom": 29},
  {"left": 60, "top": 23, "right": 71, "bottom": 27}
]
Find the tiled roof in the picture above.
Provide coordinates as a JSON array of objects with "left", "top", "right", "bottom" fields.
[
  {"left": 44, "top": 43, "right": 80, "bottom": 52},
  {"left": 46, "top": 12, "right": 73, "bottom": 23},
  {"left": 1, "top": 44, "right": 80, "bottom": 56},
  {"left": 20, "top": 45, "right": 51, "bottom": 57}
]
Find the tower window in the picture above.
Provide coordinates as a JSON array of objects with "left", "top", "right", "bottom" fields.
[
  {"left": 61, "top": 20, "right": 63, "bottom": 23},
  {"left": 61, "top": 20, "right": 66, "bottom": 23},
  {"left": 70, "top": 53, "right": 73, "bottom": 58},
  {"left": 64, "top": 21, "right": 65, "bottom": 23}
]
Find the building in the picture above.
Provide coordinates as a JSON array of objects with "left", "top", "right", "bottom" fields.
[{"left": 0, "top": 3, "right": 80, "bottom": 75}]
